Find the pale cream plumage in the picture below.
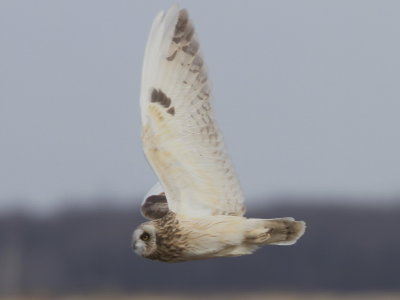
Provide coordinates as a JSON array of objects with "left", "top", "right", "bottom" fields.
[
  {"left": 132, "top": 5, "right": 306, "bottom": 262},
  {"left": 140, "top": 5, "right": 244, "bottom": 217}
]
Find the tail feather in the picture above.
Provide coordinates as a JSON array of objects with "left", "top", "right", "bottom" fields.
[{"left": 246, "top": 217, "right": 306, "bottom": 246}]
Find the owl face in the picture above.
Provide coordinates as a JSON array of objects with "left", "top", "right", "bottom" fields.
[{"left": 132, "top": 222, "right": 157, "bottom": 257}]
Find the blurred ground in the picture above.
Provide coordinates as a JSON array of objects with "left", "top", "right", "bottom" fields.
[
  {"left": 1, "top": 202, "right": 400, "bottom": 295},
  {"left": 2, "top": 293, "right": 400, "bottom": 300}
]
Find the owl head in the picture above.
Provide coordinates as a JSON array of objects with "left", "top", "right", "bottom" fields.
[{"left": 132, "top": 222, "right": 157, "bottom": 257}]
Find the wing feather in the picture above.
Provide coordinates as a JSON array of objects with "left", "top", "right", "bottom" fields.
[{"left": 140, "top": 5, "right": 245, "bottom": 217}]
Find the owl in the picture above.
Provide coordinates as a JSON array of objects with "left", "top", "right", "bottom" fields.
[{"left": 132, "top": 5, "right": 306, "bottom": 262}]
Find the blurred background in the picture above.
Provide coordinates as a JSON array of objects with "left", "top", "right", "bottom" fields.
[{"left": 1, "top": 0, "right": 399, "bottom": 299}]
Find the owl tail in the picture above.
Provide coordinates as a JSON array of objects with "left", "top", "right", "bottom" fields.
[{"left": 245, "top": 217, "right": 306, "bottom": 246}]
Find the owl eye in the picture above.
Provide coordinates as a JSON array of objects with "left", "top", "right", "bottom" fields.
[{"left": 140, "top": 232, "right": 150, "bottom": 241}]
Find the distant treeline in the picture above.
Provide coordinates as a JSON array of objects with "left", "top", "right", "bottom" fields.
[{"left": 0, "top": 200, "right": 399, "bottom": 294}]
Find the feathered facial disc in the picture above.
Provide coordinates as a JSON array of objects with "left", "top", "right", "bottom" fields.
[{"left": 132, "top": 223, "right": 157, "bottom": 257}]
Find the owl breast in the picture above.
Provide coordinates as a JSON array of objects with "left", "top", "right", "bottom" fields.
[{"left": 145, "top": 212, "right": 188, "bottom": 262}]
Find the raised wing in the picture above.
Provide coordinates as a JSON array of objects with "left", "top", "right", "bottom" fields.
[{"left": 140, "top": 5, "right": 245, "bottom": 217}]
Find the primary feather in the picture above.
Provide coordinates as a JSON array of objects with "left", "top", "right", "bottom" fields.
[{"left": 140, "top": 5, "right": 245, "bottom": 217}]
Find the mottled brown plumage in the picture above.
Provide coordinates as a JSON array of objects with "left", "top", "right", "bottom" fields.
[
  {"left": 151, "top": 89, "right": 171, "bottom": 108},
  {"left": 146, "top": 212, "right": 187, "bottom": 262}
]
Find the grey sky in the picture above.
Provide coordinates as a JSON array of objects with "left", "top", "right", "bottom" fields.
[{"left": 1, "top": 0, "right": 400, "bottom": 212}]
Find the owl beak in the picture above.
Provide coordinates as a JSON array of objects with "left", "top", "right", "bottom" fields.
[{"left": 131, "top": 241, "right": 137, "bottom": 251}]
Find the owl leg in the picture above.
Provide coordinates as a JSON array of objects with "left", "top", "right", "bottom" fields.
[
  {"left": 245, "top": 228, "right": 272, "bottom": 244},
  {"left": 245, "top": 217, "right": 305, "bottom": 246},
  {"left": 261, "top": 218, "right": 305, "bottom": 245}
]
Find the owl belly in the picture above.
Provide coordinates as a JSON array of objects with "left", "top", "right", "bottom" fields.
[{"left": 176, "top": 214, "right": 255, "bottom": 259}]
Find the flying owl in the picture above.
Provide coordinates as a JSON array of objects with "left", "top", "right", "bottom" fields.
[{"left": 132, "top": 5, "right": 306, "bottom": 262}]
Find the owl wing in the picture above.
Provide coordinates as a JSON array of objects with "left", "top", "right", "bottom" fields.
[
  {"left": 140, "top": 5, "right": 245, "bottom": 217},
  {"left": 141, "top": 182, "right": 169, "bottom": 220}
]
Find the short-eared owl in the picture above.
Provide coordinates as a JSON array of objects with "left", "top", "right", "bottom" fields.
[{"left": 132, "top": 5, "right": 306, "bottom": 262}]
